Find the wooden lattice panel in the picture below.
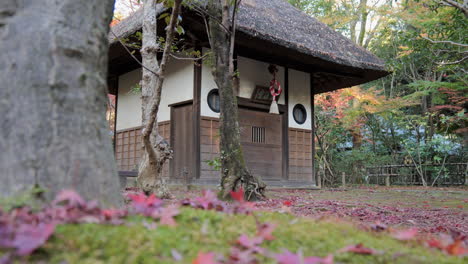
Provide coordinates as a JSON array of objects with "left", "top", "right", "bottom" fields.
[
  {"left": 115, "top": 121, "right": 171, "bottom": 177},
  {"left": 200, "top": 117, "right": 220, "bottom": 179},
  {"left": 288, "top": 128, "right": 313, "bottom": 181}
]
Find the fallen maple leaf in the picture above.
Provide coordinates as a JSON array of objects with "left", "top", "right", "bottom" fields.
[
  {"left": 53, "top": 190, "right": 86, "bottom": 207},
  {"left": 283, "top": 200, "right": 293, "bottom": 207},
  {"left": 237, "top": 234, "right": 264, "bottom": 252},
  {"left": 157, "top": 205, "right": 179, "bottom": 226},
  {"left": 391, "top": 228, "right": 418, "bottom": 241},
  {"left": 426, "top": 238, "right": 445, "bottom": 250},
  {"left": 231, "top": 188, "right": 245, "bottom": 203},
  {"left": 256, "top": 222, "right": 277, "bottom": 241},
  {"left": 445, "top": 240, "right": 468, "bottom": 256},
  {"left": 128, "top": 193, "right": 163, "bottom": 216},
  {"left": 338, "top": 243, "right": 380, "bottom": 255},
  {"left": 192, "top": 252, "right": 218, "bottom": 264},
  {"left": 369, "top": 222, "right": 387, "bottom": 232},
  {"left": 229, "top": 246, "right": 258, "bottom": 264},
  {"left": 12, "top": 223, "right": 55, "bottom": 256}
]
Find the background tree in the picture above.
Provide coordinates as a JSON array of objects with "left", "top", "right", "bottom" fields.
[
  {"left": 202, "top": 0, "right": 266, "bottom": 200},
  {"left": 0, "top": 0, "right": 121, "bottom": 203},
  {"left": 137, "top": 0, "right": 183, "bottom": 197},
  {"left": 292, "top": 0, "right": 466, "bottom": 186}
]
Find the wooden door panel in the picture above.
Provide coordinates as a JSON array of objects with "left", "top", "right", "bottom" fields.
[
  {"left": 172, "top": 104, "right": 193, "bottom": 179},
  {"left": 238, "top": 108, "right": 283, "bottom": 180}
]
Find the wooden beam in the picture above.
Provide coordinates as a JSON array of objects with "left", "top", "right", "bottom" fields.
[
  {"left": 237, "top": 97, "right": 286, "bottom": 113},
  {"left": 168, "top": 99, "right": 193, "bottom": 107}
]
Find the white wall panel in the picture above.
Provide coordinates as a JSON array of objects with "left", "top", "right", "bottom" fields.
[
  {"left": 200, "top": 54, "right": 286, "bottom": 117},
  {"left": 116, "top": 58, "right": 194, "bottom": 130},
  {"left": 288, "top": 69, "right": 312, "bottom": 129}
]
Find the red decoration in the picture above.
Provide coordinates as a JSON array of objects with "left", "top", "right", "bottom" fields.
[{"left": 269, "top": 78, "right": 282, "bottom": 101}]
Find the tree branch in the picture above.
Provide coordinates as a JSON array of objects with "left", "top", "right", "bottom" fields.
[
  {"left": 437, "top": 56, "right": 468, "bottom": 65},
  {"left": 439, "top": 0, "right": 468, "bottom": 17},
  {"left": 110, "top": 28, "right": 160, "bottom": 77},
  {"left": 186, "top": 1, "right": 231, "bottom": 33},
  {"left": 422, "top": 36, "right": 468, "bottom": 47}
]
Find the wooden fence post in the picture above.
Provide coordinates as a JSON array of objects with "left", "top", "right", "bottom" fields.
[
  {"left": 342, "top": 172, "right": 346, "bottom": 188},
  {"left": 385, "top": 175, "right": 390, "bottom": 187},
  {"left": 464, "top": 163, "right": 468, "bottom": 186},
  {"left": 317, "top": 173, "right": 322, "bottom": 189}
]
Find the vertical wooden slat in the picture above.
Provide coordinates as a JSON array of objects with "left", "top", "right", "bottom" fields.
[{"left": 115, "top": 123, "right": 170, "bottom": 173}]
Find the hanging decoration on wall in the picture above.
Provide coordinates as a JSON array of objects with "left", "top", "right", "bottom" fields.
[{"left": 268, "top": 64, "right": 282, "bottom": 114}]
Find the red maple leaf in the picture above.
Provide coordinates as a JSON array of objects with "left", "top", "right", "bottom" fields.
[
  {"left": 192, "top": 252, "right": 218, "bottom": 264},
  {"left": 426, "top": 238, "right": 445, "bottom": 250},
  {"left": 446, "top": 240, "right": 468, "bottom": 256},
  {"left": 127, "top": 193, "right": 162, "bottom": 216},
  {"left": 230, "top": 188, "right": 245, "bottom": 202},
  {"left": 283, "top": 200, "right": 293, "bottom": 207}
]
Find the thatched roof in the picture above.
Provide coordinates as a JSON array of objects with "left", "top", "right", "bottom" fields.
[{"left": 109, "top": 0, "right": 388, "bottom": 93}]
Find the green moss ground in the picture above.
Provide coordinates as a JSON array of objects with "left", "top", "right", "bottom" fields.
[{"left": 6, "top": 208, "right": 463, "bottom": 264}]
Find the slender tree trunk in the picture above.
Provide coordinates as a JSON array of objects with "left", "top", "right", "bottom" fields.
[
  {"left": 137, "top": 0, "right": 182, "bottom": 197},
  {"left": 0, "top": 0, "right": 121, "bottom": 204},
  {"left": 351, "top": 128, "right": 363, "bottom": 148},
  {"left": 357, "top": 0, "right": 368, "bottom": 46},
  {"left": 207, "top": 0, "right": 266, "bottom": 200}
]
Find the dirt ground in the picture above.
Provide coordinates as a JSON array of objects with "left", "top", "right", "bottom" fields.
[{"left": 168, "top": 185, "right": 468, "bottom": 236}]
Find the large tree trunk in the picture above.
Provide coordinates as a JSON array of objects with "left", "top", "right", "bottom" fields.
[
  {"left": 207, "top": 0, "right": 266, "bottom": 201},
  {"left": 137, "top": 0, "right": 182, "bottom": 197},
  {"left": 0, "top": 0, "right": 121, "bottom": 204}
]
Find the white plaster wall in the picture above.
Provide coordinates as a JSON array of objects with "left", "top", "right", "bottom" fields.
[
  {"left": 200, "top": 55, "right": 286, "bottom": 118},
  {"left": 288, "top": 69, "right": 312, "bottom": 129},
  {"left": 116, "top": 69, "right": 142, "bottom": 130},
  {"left": 200, "top": 57, "right": 220, "bottom": 118},
  {"left": 238, "top": 56, "right": 285, "bottom": 105},
  {"left": 116, "top": 58, "right": 194, "bottom": 130}
]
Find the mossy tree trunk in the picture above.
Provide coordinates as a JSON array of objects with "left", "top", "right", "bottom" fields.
[
  {"left": 206, "top": 0, "right": 266, "bottom": 201},
  {"left": 0, "top": 0, "right": 121, "bottom": 204},
  {"left": 137, "top": 0, "right": 182, "bottom": 197}
]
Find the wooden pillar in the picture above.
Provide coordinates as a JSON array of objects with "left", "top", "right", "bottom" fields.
[
  {"left": 464, "top": 163, "right": 468, "bottom": 185},
  {"left": 282, "top": 67, "right": 289, "bottom": 180},
  {"left": 192, "top": 46, "right": 202, "bottom": 179},
  {"left": 342, "top": 172, "right": 346, "bottom": 188},
  {"left": 107, "top": 76, "right": 119, "bottom": 153},
  {"left": 310, "top": 73, "right": 316, "bottom": 186}
]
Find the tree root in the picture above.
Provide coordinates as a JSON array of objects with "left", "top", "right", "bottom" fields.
[
  {"left": 137, "top": 135, "right": 173, "bottom": 198},
  {"left": 242, "top": 169, "right": 266, "bottom": 201}
]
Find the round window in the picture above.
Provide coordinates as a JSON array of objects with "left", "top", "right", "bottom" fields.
[
  {"left": 293, "top": 104, "right": 307, "bottom": 124},
  {"left": 207, "top": 89, "right": 220, "bottom": 113}
]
